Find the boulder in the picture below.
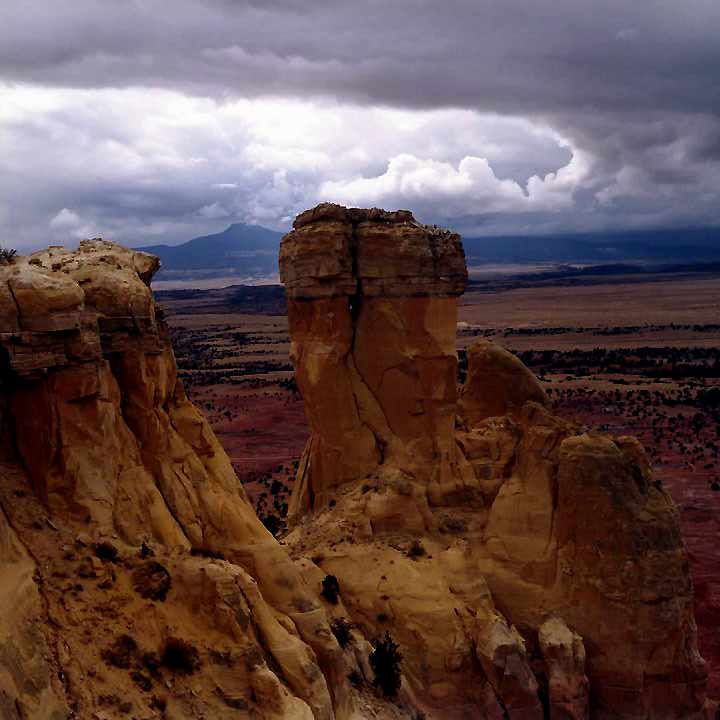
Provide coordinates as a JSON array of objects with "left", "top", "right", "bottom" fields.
[{"left": 458, "top": 339, "right": 549, "bottom": 427}]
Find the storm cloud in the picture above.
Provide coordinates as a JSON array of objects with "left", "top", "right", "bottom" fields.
[{"left": 1, "top": 0, "right": 719, "bottom": 249}]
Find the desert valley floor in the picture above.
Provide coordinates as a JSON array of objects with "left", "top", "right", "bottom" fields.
[{"left": 157, "top": 270, "right": 720, "bottom": 699}]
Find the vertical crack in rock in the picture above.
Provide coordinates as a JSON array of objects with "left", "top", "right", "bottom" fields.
[
  {"left": 345, "top": 218, "right": 388, "bottom": 467},
  {"left": 280, "top": 202, "right": 469, "bottom": 517},
  {"left": 5, "top": 279, "right": 23, "bottom": 329}
]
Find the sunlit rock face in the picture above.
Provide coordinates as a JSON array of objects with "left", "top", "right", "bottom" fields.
[
  {"left": 0, "top": 220, "right": 709, "bottom": 720},
  {"left": 281, "top": 204, "right": 710, "bottom": 720},
  {"left": 0, "top": 241, "right": 372, "bottom": 720},
  {"left": 280, "top": 203, "right": 470, "bottom": 517}
]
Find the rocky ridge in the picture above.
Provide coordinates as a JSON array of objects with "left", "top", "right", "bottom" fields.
[
  {"left": 280, "top": 204, "right": 711, "bottom": 719},
  {"left": 0, "top": 210, "right": 711, "bottom": 719},
  {"left": 0, "top": 240, "right": 377, "bottom": 719}
]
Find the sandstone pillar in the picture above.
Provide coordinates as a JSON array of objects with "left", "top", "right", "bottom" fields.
[{"left": 280, "top": 204, "right": 469, "bottom": 519}]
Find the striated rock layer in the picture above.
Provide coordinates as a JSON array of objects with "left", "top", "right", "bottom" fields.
[
  {"left": 280, "top": 203, "right": 470, "bottom": 517},
  {"left": 0, "top": 208, "right": 711, "bottom": 720},
  {"left": 280, "top": 204, "right": 711, "bottom": 719}
]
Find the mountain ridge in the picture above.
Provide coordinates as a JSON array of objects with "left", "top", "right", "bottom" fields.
[
  {"left": 137, "top": 221, "right": 283, "bottom": 275},
  {"left": 138, "top": 222, "right": 720, "bottom": 278}
]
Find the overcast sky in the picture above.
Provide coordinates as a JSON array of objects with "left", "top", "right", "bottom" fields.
[{"left": 1, "top": 0, "right": 719, "bottom": 250}]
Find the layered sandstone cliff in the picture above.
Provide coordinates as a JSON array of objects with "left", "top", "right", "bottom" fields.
[
  {"left": 0, "top": 211, "right": 710, "bottom": 720},
  {"left": 0, "top": 240, "right": 388, "bottom": 719}
]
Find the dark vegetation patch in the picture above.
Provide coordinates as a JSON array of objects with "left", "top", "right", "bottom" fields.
[
  {"left": 160, "top": 637, "right": 201, "bottom": 674},
  {"left": 330, "top": 617, "right": 353, "bottom": 648},
  {"left": 132, "top": 561, "right": 172, "bottom": 601},
  {"left": 370, "top": 631, "right": 403, "bottom": 697},
  {"left": 321, "top": 575, "right": 340, "bottom": 604},
  {"left": 94, "top": 541, "right": 119, "bottom": 562},
  {"left": 0, "top": 247, "right": 16, "bottom": 264},
  {"left": 131, "top": 670, "right": 153, "bottom": 692},
  {"left": 407, "top": 539, "right": 426, "bottom": 559},
  {"left": 102, "top": 635, "right": 138, "bottom": 669}
]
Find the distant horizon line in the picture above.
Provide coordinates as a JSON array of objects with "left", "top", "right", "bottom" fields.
[{"left": 131, "top": 220, "right": 720, "bottom": 250}]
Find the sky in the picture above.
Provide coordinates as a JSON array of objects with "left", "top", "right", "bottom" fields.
[{"left": 1, "top": 0, "right": 719, "bottom": 251}]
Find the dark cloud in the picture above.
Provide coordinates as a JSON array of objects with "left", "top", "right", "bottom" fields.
[
  {"left": 2, "top": 1, "right": 719, "bottom": 115},
  {"left": 0, "top": 0, "right": 719, "bottom": 248}
]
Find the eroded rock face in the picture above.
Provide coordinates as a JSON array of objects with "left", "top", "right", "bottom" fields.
[
  {"left": 280, "top": 203, "right": 471, "bottom": 518},
  {"left": 539, "top": 617, "right": 589, "bottom": 720},
  {"left": 0, "top": 506, "right": 67, "bottom": 719},
  {"left": 0, "top": 240, "right": 393, "bottom": 720},
  {"left": 458, "top": 339, "right": 549, "bottom": 427},
  {"left": 281, "top": 205, "right": 710, "bottom": 719},
  {"left": 0, "top": 213, "right": 711, "bottom": 720}
]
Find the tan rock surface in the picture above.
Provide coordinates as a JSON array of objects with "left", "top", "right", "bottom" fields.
[
  {"left": 280, "top": 204, "right": 710, "bottom": 719},
  {"left": 538, "top": 617, "right": 589, "bottom": 720},
  {"left": 0, "top": 505, "right": 67, "bottom": 719},
  {"left": 0, "top": 240, "right": 399, "bottom": 720},
  {"left": 0, "top": 207, "right": 711, "bottom": 719},
  {"left": 281, "top": 205, "right": 474, "bottom": 519},
  {"left": 458, "top": 338, "right": 549, "bottom": 426}
]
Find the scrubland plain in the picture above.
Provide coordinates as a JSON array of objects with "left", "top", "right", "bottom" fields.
[{"left": 161, "top": 272, "right": 720, "bottom": 698}]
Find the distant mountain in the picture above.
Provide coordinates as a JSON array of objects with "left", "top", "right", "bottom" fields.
[
  {"left": 463, "top": 227, "right": 720, "bottom": 264},
  {"left": 137, "top": 222, "right": 283, "bottom": 277},
  {"left": 138, "top": 222, "right": 720, "bottom": 280}
]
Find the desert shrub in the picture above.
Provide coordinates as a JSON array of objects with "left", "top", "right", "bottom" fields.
[
  {"left": 131, "top": 670, "right": 153, "bottom": 691},
  {"left": 142, "top": 651, "right": 162, "bottom": 674},
  {"left": 94, "top": 541, "right": 119, "bottom": 562},
  {"left": 369, "top": 631, "right": 402, "bottom": 697},
  {"left": 161, "top": 637, "right": 201, "bottom": 674},
  {"left": 0, "top": 247, "right": 16, "bottom": 264},
  {"left": 102, "top": 634, "right": 138, "bottom": 669},
  {"left": 132, "top": 561, "right": 172, "bottom": 601},
  {"left": 321, "top": 574, "right": 340, "bottom": 604},
  {"left": 407, "top": 539, "right": 426, "bottom": 558},
  {"left": 330, "top": 617, "right": 353, "bottom": 648},
  {"left": 261, "top": 513, "right": 282, "bottom": 535}
]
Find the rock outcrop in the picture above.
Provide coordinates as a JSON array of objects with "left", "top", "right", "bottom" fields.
[
  {"left": 280, "top": 204, "right": 710, "bottom": 719},
  {"left": 0, "top": 208, "right": 711, "bottom": 720},
  {"left": 0, "top": 240, "right": 391, "bottom": 719},
  {"left": 280, "top": 203, "right": 470, "bottom": 517}
]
